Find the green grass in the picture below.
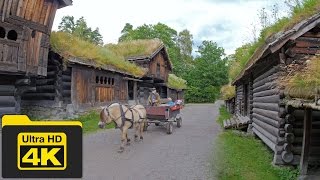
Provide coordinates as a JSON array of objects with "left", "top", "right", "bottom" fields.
[
  {"left": 216, "top": 105, "right": 232, "bottom": 126},
  {"left": 50, "top": 31, "right": 146, "bottom": 77},
  {"left": 167, "top": 74, "right": 187, "bottom": 90},
  {"left": 106, "top": 39, "right": 163, "bottom": 58},
  {"left": 284, "top": 56, "right": 320, "bottom": 99},
  {"left": 76, "top": 111, "right": 115, "bottom": 134},
  {"left": 220, "top": 85, "right": 235, "bottom": 101},
  {"left": 211, "top": 106, "right": 299, "bottom": 180}
]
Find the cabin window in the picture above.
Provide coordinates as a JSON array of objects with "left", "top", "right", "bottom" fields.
[
  {"left": 0, "top": 27, "right": 5, "bottom": 38},
  {"left": 31, "top": 30, "right": 36, "bottom": 38},
  {"left": 104, "top": 77, "right": 107, "bottom": 84},
  {"left": 96, "top": 76, "right": 99, "bottom": 83},
  {"left": 7, "top": 30, "right": 17, "bottom": 41},
  {"left": 108, "top": 78, "right": 111, "bottom": 85},
  {"left": 112, "top": 78, "right": 115, "bottom": 86},
  {"left": 100, "top": 77, "right": 103, "bottom": 84}
]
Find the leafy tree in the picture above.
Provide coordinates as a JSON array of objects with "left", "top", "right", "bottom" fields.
[
  {"left": 58, "top": 16, "right": 103, "bottom": 45},
  {"left": 185, "top": 41, "right": 228, "bottom": 103},
  {"left": 118, "top": 22, "right": 189, "bottom": 76}
]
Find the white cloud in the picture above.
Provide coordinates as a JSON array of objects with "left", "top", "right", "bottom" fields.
[{"left": 53, "top": 0, "right": 288, "bottom": 55}]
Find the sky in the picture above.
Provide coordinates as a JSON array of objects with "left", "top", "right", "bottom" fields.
[{"left": 52, "top": 0, "right": 290, "bottom": 55}]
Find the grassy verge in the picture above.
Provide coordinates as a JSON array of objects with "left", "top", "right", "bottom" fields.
[
  {"left": 211, "top": 106, "right": 299, "bottom": 180},
  {"left": 76, "top": 111, "right": 115, "bottom": 134},
  {"left": 216, "top": 105, "right": 232, "bottom": 126}
]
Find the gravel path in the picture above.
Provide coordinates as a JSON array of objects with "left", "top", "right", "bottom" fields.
[{"left": 83, "top": 102, "right": 222, "bottom": 180}]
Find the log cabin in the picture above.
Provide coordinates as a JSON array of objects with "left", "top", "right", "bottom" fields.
[
  {"left": 229, "top": 12, "right": 320, "bottom": 174},
  {"left": 21, "top": 34, "right": 185, "bottom": 118},
  {"left": 0, "top": 0, "right": 72, "bottom": 117},
  {"left": 107, "top": 39, "right": 183, "bottom": 106}
]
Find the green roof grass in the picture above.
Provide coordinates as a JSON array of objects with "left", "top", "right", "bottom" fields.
[
  {"left": 50, "top": 31, "right": 146, "bottom": 77},
  {"left": 220, "top": 85, "right": 236, "bottom": 100},
  {"left": 105, "top": 39, "right": 163, "bottom": 58},
  {"left": 167, "top": 74, "right": 187, "bottom": 90},
  {"left": 284, "top": 56, "right": 320, "bottom": 99},
  {"left": 230, "top": 0, "right": 320, "bottom": 81}
]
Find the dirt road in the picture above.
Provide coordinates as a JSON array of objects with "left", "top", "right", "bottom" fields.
[{"left": 83, "top": 102, "right": 222, "bottom": 180}]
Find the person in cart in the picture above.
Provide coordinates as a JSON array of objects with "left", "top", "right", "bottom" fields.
[{"left": 148, "top": 88, "right": 161, "bottom": 106}]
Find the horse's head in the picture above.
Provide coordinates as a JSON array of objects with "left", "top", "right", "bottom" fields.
[{"left": 98, "top": 107, "right": 112, "bottom": 129}]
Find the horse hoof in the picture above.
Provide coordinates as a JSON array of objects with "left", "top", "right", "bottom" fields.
[
  {"left": 127, "top": 138, "right": 131, "bottom": 142},
  {"left": 118, "top": 148, "right": 124, "bottom": 153}
]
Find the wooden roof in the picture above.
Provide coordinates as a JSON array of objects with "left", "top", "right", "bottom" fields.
[
  {"left": 232, "top": 12, "right": 320, "bottom": 84},
  {"left": 67, "top": 57, "right": 139, "bottom": 78},
  {"left": 127, "top": 44, "right": 173, "bottom": 71}
]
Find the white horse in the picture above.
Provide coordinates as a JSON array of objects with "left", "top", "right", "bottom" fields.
[{"left": 98, "top": 103, "right": 147, "bottom": 153}]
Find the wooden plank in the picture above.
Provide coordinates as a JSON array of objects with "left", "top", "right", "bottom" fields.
[
  {"left": 253, "top": 82, "right": 278, "bottom": 93},
  {"left": 253, "top": 102, "right": 279, "bottom": 112},
  {"left": 254, "top": 65, "right": 280, "bottom": 83},
  {"left": 301, "top": 32, "right": 320, "bottom": 38},
  {"left": 43, "top": 0, "right": 52, "bottom": 26},
  {"left": 47, "top": 0, "right": 57, "bottom": 30},
  {"left": 39, "top": 0, "right": 48, "bottom": 24},
  {"left": 299, "top": 108, "right": 312, "bottom": 175},
  {"left": 0, "top": 0, "right": 5, "bottom": 15},
  {"left": 2, "top": 0, "right": 8, "bottom": 22},
  {"left": 253, "top": 95, "right": 280, "bottom": 104},
  {"left": 20, "top": 0, "right": 28, "bottom": 17},
  {"left": 253, "top": 108, "right": 282, "bottom": 122},
  {"left": 0, "top": 96, "right": 16, "bottom": 106},
  {"left": 5, "top": 0, "right": 13, "bottom": 18},
  {"left": 24, "top": 0, "right": 35, "bottom": 20},
  {"left": 292, "top": 47, "right": 320, "bottom": 55},
  {"left": 16, "top": 0, "right": 23, "bottom": 16},
  {"left": 296, "top": 37, "right": 320, "bottom": 48},
  {"left": 31, "top": 0, "right": 41, "bottom": 22},
  {"left": 11, "top": 0, "right": 19, "bottom": 16}
]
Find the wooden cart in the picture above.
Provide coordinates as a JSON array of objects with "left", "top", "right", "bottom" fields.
[{"left": 144, "top": 104, "right": 183, "bottom": 134}]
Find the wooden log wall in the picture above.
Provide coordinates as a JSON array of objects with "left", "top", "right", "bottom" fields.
[
  {"left": 291, "top": 109, "right": 320, "bottom": 167},
  {"left": 0, "top": 0, "right": 61, "bottom": 76},
  {"left": 21, "top": 52, "right": 69, "bottom": 103},
  {"left": 0, "top": 77, "right": 18, "bottom": 117},
  {"left": 235, "top": 84, "right": 243, "bottom": 115},
  {"left": 251, "top": 65, "right": 294, "bottom": 163}
]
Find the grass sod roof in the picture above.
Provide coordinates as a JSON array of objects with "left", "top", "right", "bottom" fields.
[
  {"left": 220, "top": 85, "right": 236, "bottom": 100},
  {"left": 231, "top": 0, "right": 320, "bottom": 83},
  {"left": 106, "top": 39, "right": 164, "bottom": 59},
  {"left": 50, "top": 31, "right": 147, "bottom": 77},
  {"left": 167, "top": 74, "right": 187, "bottom": 90},
  {"left": 283, "top": 56, "right": 320, "bottom": 100}
]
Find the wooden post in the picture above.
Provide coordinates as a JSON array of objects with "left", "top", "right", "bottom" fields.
[
  {"left": 133, "top": 81, "right": 137, "bottom": 104},
  {"left": 299, "top": 108, "right": 312, "bottom": 175}
]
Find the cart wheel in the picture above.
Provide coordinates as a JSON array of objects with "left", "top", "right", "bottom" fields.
[
  {"left": 143, "top": 122, "right": 148, "bottom": 131},
  {"left": 167, "top": 122, "right": 173, "bottom": 134},
  {"left": 155, "top": 123, "right": 160, "bottom": 126},
  {"left": 177, "top": 117, "right": 182, "bottom": 128}
]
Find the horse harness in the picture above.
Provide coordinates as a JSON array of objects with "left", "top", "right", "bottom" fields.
[{"left": 106, "top": 103, "right": 143, "bottom": 130}]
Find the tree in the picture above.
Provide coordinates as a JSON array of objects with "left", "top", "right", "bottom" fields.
[
  {"left": 118, "top": 22, "right": 189, "bottom": 76},
  {"left": 185, "top": 41, "right": 228, "bottom": 103},
  {"left": 58, "top": 16, "right": 103, "bottom": 45}
]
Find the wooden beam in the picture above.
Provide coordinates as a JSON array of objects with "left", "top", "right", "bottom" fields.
[
  {"left": 299, "top": 108, "right": 312, "bottom": 175},
  {"left": 123, "top": 77, "right": 143, "bottom": 82}
]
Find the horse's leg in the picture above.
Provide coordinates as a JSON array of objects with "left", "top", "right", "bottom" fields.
[
  {"left": 134, "top": 122, "right": 139, "bottom": 142},
  {"left": 119, "top": 127, "right": 128, "bottom": 153},
  {"left": 126, "top": 133, "right": 131, "bottom": 146},
  {"left": 139, "top": 120, "right": 144, "bottom": 141}
]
